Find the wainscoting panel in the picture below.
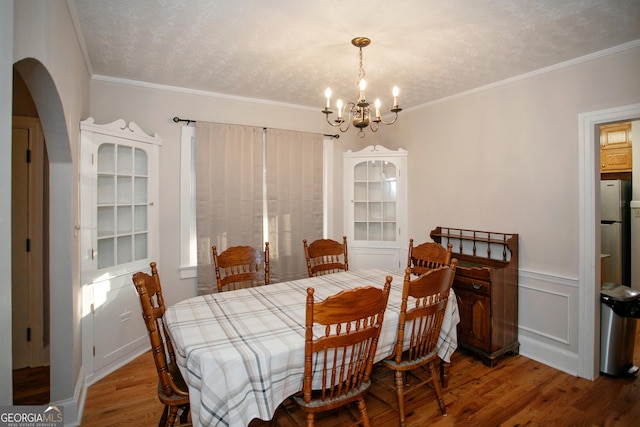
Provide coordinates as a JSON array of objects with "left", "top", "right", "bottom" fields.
[{"left": 517, "top": 269, "right": 581, "bottom": 375}]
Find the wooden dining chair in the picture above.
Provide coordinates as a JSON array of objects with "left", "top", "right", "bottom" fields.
[
  {"left": 212, "top": 242, "right": 270, "bottom": 292},
  {"left": 407, "top": 238, "right": 453, "bottom": 276},
  {"left": 132, "top": 262, "right": 191, "bottom": 427},
  {"left": 383, "top": 261, "right": 457, "bottom": 426},
  {"left": 291, "top": 278, "right": 392, "bottom": 427},
  {"left": 303, "top": 236, "right": 348, "bottom": 277}
]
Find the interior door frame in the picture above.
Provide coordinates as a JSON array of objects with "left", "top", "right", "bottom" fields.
[
  {"left": 12, "top": 115, "right": 49, "bottom": 369},
  {"left": 578, "top": 103, "right": 640, "bottom": 380}
]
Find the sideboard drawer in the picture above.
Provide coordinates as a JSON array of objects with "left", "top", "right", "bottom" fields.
[{"left": 453, "top": 275, "right": 491, "bottom": 296}]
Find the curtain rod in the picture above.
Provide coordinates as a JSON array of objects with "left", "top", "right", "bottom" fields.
[{"left": 172, "top": 116, "right": 339, "bottom": 139}]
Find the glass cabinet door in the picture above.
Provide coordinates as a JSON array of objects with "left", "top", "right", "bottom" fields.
[
  {"left": 353, "top": 160, "right": 398, "bottom": 242},
  {"left": 96, "top": 143, "right": 149, "bottom": 269},
  {"left": 344, "top": 145, "right": 407, "bottom": 253},
  {"left": 81, "top": 118, "right": 160, "bottom": 282}
]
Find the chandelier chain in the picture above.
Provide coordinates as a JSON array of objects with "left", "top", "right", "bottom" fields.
[{"left": 358, "top": 47, "right": 366, "bottom": 83}]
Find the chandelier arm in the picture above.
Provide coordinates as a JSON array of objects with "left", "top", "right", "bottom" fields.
[
  {"left": 369, "top": 121, "right": 379, "bottom": 133},
  {"left": 376, "top": 111, "right": 400, "bottom": 126},
  {"left": 324, "top": 115, "right": 341, "bottom": 128},
  {"left": 324, "top": 115, "right": 352, "bottom": 133},
  {"left": 338, "top": 119, "right": 351, "bottom": 133},
  {"left": 338, "top": 102, "right": 357, "bottom": 133},
  {"left": 324, "top": 102, "right": 354, "bottom": 132}
]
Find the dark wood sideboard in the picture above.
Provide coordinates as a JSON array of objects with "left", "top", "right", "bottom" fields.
[{"left": 430, "top": 226, "right": 519, "bottom": 367}]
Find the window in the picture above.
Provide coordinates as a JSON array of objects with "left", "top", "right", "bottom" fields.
[{"left": 178, "top": 125, "right": 335, "bottom": 284}]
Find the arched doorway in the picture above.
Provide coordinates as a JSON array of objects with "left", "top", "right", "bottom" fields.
[
  {"left": 13, "top": 58, "right": 74, "bottom": 404},
  {"left": 11, "top": 70, "right": 50, "bottom": 400}
]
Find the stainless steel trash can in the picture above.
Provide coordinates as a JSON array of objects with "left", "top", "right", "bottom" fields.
[{"left": 600, "top": 283, "right": 640, "bottom": 376}]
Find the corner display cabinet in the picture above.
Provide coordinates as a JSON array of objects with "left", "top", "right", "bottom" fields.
[
  {"left": 80, "top": 118, "right": 161, "bottom": 383},
  {"left": 343, "top": 145, "right": 407, "bottom": 272}
]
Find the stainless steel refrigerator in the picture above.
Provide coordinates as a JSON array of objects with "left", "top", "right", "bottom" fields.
[{"left": 601, "top": 179, "right": 632, "bottom": 285}]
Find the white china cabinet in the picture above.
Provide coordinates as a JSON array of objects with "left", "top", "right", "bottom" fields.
[
  {"left": 343, "top": 145, "right": 407, "bottom": 272},
  {"left": 80, "top": 118, "right": 161, "bottom": 383}
]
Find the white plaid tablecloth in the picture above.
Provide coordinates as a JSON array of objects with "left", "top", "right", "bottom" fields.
[{"left": 164, "top": 269, "right": 459, "bottom": 427}]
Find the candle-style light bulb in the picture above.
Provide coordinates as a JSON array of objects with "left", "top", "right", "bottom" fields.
[
  {"left": 325, "top": 88, "right": 332, "bottom": 109},
  {"left": 336, "top": 99, "right": 343, "bottom": 120},
  {"left": 392, "top": 86, "right": 400, "bottom": 107},
  {"left": 359, "top": 78, "right": 367, "bottom": 101},
  {"left": 375, "top": 98, "right": 381, "bottom": 119}
]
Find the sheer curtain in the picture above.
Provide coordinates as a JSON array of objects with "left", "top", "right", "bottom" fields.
[
  {"left": 195, "top": 122, "right": 264, "bottom": 294},
  {"left": 266, "top": 129, "right": 323, "bottom": 282}
]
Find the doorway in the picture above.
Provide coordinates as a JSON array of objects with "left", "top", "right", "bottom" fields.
[
  {"left": 579, "top": 103, "right": 640, "bottom": 380},
  {"left": 598, "top": 121, "right": 633, "bottom": 287},
  {"left": 11, "top": 72, "right": 50, "bottom": 403},
  {"left": 11, "top": 57, "right": 77, "bottom": 417}
]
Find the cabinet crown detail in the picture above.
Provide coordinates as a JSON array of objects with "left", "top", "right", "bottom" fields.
[
  {"left": 81, "top": 117, "right": 163, "bottom": 145},
  {"left": 343, "top": 144, "right": 407, "bottom": 157}
]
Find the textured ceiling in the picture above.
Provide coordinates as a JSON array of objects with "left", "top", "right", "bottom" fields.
[{"left": 70, "top": 0, "right": 640, "bottom": 111}]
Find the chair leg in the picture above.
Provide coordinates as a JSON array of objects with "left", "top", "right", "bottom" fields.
[
  {"left": 356, "top": 397, "right": 371, "bottom": 427},
  {"left": 428, "top": 361, "right": 447, "bottom": 416},
  {"left": 393, "top": 370, "right": 407, "bottom": 427},
  {"left": 166, "top": 406, "right": 180, "bottom": 427},
  {"left": 159, "top": 405, "right": 169, "bottom": 427},
  {"left": 440, "top": 359, "right": 450, "bottom": 388},
  {"left": 305, "top": 412, "right": 314, "bottom": 427}
]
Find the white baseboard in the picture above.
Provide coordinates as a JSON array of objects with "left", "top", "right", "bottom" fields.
[
  {"left": 519, "top": 334, "right": 579, "bottom": 376},
  {"left": 49, "top": 365, "right": 85, "bottom": 426},
  {"left": 85, "top": 344, "right": 150, "bottom": 387}
]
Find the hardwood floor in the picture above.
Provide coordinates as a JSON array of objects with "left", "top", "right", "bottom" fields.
[
  {"left": 79, "top": 327, "right": 640, "bottom": 426},
  {"left": 13, "top": 365, "right": 49, "bottom": 405}
]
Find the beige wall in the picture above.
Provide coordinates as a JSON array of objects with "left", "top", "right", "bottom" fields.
[{"left": 388, "top": 46, "right": 640, "bottom": 276}]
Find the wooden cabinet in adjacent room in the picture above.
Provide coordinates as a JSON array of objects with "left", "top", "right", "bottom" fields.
[
  {"left": 600, "top": 122, "right": 632, "bottom": 173},
  {"left": 430, "top": 227, "right": 519, "bottom": 367}
]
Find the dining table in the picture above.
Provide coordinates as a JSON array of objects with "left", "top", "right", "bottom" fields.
[{"left": 164, "top": 268, "right": 459, "bottom": 427}]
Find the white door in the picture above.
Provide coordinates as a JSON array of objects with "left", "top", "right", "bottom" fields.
[{"left": 12, "top": 117, "right": 48, "bottom": 369}]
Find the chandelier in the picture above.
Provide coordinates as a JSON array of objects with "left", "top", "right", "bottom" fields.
[{"left": 322, "top": 37, "right": 402, "bottom": 138}]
